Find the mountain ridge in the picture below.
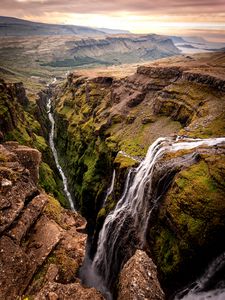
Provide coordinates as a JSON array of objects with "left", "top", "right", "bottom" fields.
[{"left": 0, "top": 16, "right": 105, "bottom": 36}]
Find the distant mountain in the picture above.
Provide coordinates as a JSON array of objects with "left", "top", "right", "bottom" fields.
[
  {"left": 42, "top": 34, "right": 180, "bottom": 67},
  {"left": 169, "top": 36, "right": 187, "bottom": 44},
  {"left": 182, "top": 36, "right": 207, "bottom": 44},
  {"left": 0, "top": 16, "right": 105, "bottom": 36},
  {"left": 98, "top": 28, "right": 131, "bottom": 34}
]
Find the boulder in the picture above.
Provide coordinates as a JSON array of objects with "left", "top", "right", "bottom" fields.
[{"left": 118, "top": 250, "right": 165, "bottom": 300}]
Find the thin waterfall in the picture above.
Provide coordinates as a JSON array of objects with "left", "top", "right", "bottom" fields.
[
  {"left": 174, "top": 251, "right": 225, "bottom": 300},
  {"left": 103, "top": 169, "right": 116, "bottom": 207},
  {"left": 85, "top": 136, "right": 225, "bottom": 297},
  {"left": 46, "top": 98, "right": 75, "bottom": 211}
]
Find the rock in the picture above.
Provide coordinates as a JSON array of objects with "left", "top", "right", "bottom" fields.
[
  {"left": 141, "top": 116, "right": 156, "bottom": 124},
  {"left": 183, "top": 71, "right": 225, "bottom": 92},
  {"left": 10, "top": 81, "right": 29, "bottom": 107},
  {"left": 0, "top": 142, "right": 98, "bottom": 300},
  {"left": 34, "top": 281, "right": 104, "bottom": 300},
  {"left": 0, "top": 198, "right": 11, "bottom": 209},
  {"left": 0, "top": 178, "right": 39, "bottom": 233},
  {"left": 48, "top": 291, "right": 59, "bottom": 300},
  {"left": 118, "top": 250, "right": 165, "bottom": 300},
  {"left": 1, "top": 178, "right": 12, "bottom": 187},
  {"left": 7, "top": 194, "right": 48, "bottom": 244},
  {"left": 126, "top": 115, "right": 136, "bottom": 124},
  {"left": 27, "top": 215, "right": 62, "bottom": 269},
  {"left": 14, "top": 146, "right": 42, "bottom": 184},
  {"left": 148, "top": 147, "right": 225, "bottom": 294},
  {"left": 91, "top": 76, "right": 113, "bottom": 86},
  {"left": 137, "top": 66, "right": 182, "bottom": 80},
  {"left": 0, "top": 235, "right": 33, "bottom": 299},
  {"left": 127, "top": 91, "right": 146, "bottom": 108}
]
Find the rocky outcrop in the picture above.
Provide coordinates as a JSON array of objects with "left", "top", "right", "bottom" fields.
[
  {"left": 182, "top": 71, "right": 225, "bottom": 92},
  {"left": 147, "top": 146, "right": 225, "bottom": 293},
  {"left": 0, "top": 78, "right": 67, "bottom": 205},
  {"left": 118, "top": 250, "right": 165, "bottom": 300},
  {"left": 34, "top": 276, "right": 104, "bottom": 300},
  {"left": 0, "top": 142, "right": 103, "bottom": 300}
]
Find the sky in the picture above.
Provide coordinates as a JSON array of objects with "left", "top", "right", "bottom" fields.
[{"left": 1, "top": 0, "right": 225, "bottom": 41}]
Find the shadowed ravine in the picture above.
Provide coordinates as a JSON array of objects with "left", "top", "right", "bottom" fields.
[
  {"left": 80, "top": 136, "right": 225, "bottom": 299},
  {"left": 46, "top": 97, "right": 75, "bottom": 211},
  {"left": 175, "top": 251, "right": 225, "bottom": 300}
]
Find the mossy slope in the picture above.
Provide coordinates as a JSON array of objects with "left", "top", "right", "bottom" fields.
[
  {"left": 0, "top": 78, "right": 66, "bottom": 205},
  {"left": 148, "top": 150, "right": 225, "bottom": 292}
]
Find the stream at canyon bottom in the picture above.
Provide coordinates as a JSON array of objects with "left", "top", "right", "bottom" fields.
[{"left": 46, "top": 98, "right": 75, "bottom": 211}]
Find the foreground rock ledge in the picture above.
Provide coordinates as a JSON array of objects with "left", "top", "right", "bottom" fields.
[
  {"left": 118, "top": 250, "right": 165, "bottom": 300},
  {"left": 0, "top": 142, "right": 103, "bottom": 300}
]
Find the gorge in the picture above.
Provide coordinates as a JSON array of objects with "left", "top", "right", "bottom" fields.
[
  {"left": 0, "top": 51, "right": 225, "bottom": 300},
  {"left": 80, "top": 137, "right": 225, "bottom": 299},
  {"left": 46, "top": 97, "right": 75, "bottom": 210}
]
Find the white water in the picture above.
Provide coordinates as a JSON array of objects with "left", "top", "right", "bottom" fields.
[
  {"left": 89, "top": 136, "right": 225, "bottom": 295},
  {"left": 46, "top": 98, "right": 75, "bottom": 211},
  {"left": 175, "top": 251, "right": 225, "bottom": 300},
  {"left": 103, "top": 169, "right": 116, "bottom": 206}
]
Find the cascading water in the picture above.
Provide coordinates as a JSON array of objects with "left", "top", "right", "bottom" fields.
[
  {"left": 84, "top": 136, "right": 225, "bottom": 298},
  {"left": 174, "top": 251, "right": 225, "bottom": 300},
  {"left": 103, "top": 169, "right": 116, "bottom": 207},
  {"left": 46, "top": 98, "right": 75, "bottom": 211}
]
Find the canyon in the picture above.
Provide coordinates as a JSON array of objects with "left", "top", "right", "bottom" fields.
[{"left": 0, "top": 51, "right": 225, "bottom": 299}]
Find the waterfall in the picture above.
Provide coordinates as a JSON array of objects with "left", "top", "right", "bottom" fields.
[
  {"left": 86, "top": 136, "right": 225, "bottom": 297},
  {"left": 174, "top": 251, "right": 225, "bottom": 300},
  {"left": 46, "top": 98, "right": 75, "bottom": 211},
  {"left": 103, "top": 169, "right": 116, "bottom": 207}
]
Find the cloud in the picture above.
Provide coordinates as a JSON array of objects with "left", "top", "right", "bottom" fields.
[
  {"left": 1, "top": 0, "right": 225, "bottom": 17},
  {"left": 1, "top": 0, "right": 224, "bottom": 41}
]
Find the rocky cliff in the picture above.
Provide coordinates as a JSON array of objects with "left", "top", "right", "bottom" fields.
[
  {"left": 42, "top": 34, "right": 180, "bottom": 67},
  {"left": 0, "top": 52, "right": 225, "bottom": 299},
  {"left": 52, "top": 52, "right": 225, "bottom": 296},
  {"left": 0, "top": 76, "right": 165, "bottom": 300},
  {"left": 0, "top": 141, "right": 104, "bottom": 300},
  {"left": 0, "top": 140, "right": 164, "bottom": 300},
  {"left": 0, "top": 79, "right": 66, "bottom": 205}
]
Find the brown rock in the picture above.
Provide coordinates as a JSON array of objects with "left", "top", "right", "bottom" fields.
[
  {"left": 34, "top": 281, "right": 104, "bottom": 300},
  {"left": 14, "top": 146, "right": 42, "bottom": 184},
  {"left": 0, "top": 179, "right": 39, "bottom": 233},
  {"left": 7, "top": 194, "right": 48, "bottom": 244},
  {"left": 127, "top": 91, "right": 146, "bottom": 108},
  {"left": 141, "top": 116, "right": 156, "bottom": 124},
  {"left": 118, "top": 250, "right": 165, "bottom": 300},
  {"left": 0, "top": 235, "right": 32, "bottom": 299},
  {"left": 27, "top": 215, "right": 62, "bottom": 269},
  {"left": 48, "top": 291, "right": 59, "bottom": 300},
  {"left": 0, "top": 142, "right": 92, "bottom": 300}
]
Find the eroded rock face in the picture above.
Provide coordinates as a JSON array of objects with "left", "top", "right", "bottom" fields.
[
  {"left": 0, "top": 142, "right": 103, "bottom": 300},
  {"left": 148, "top": 146, "right": 225, "bottom": 294},
  {"left": 118, "top": 250, "right": 165, "bottom": 300}
]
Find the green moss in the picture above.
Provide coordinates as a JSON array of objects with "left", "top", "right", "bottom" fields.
[
  {"left": 114, "top": 153, "right": 137, "bottom": 169},
  {"left": 44, "top": 195, "right": 63, "bottom": 224},
  {"left": 184, "top": 113, "right": 225, "bottom": 138},
  {"left": 39, "top": 162, "right": 67, "bottom": 207},
  {"left": 149, "top": 153, "right": 225, "bottom": 288},
  {"left": 33, "top": 134, "right": 48, "bottom": 152}
]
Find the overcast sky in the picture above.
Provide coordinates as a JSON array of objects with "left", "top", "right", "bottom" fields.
[{"left": 1, "top": 0, "right": 225, "bottom": 41}]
